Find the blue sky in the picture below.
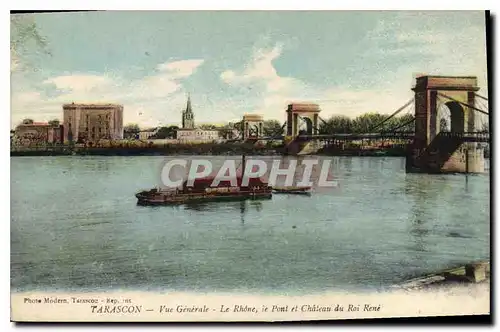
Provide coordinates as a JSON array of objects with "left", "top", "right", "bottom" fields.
[{"left": 11, "top": 11, "right": 488, "bottom": 128}]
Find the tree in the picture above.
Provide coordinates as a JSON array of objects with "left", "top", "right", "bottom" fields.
[
  {"left": 319, "top": 115, "right": 353, "bottom": 134},
  {"left": 155, "top": 126, "right": 179, "bottom": 139},
  {"left": 393, "top": 114, "right": 415, "bottom": 131},
  {"left": 199, "top": 124, "right": 217, "bottom": 130},
  {"left": 352, "top": 113, "right": 388, "bottom": 133},
  {"left": 123, "top": 124, "right": 140, "bottom": 139},
  {"left": 262, "top": 119, "right": 283, "bottom": 137},
  {"left": 48, "top": 119, "right": 60, "bottom": 127},
  {"left": 124, "top": 123, "right": 140, "bottom": 134},
  {"left": 21, "top": 118, "right": 33, "bottom": 125},
  {"left": 217, "top": 124, "right": 236, "bottom": 139},
  {"left": 317, "top": 112, "right": 416, "bottom": 134}
]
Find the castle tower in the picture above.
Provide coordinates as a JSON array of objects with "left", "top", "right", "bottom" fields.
[{"left": 182, "top": 94, "right": 195, "bottom": 129}]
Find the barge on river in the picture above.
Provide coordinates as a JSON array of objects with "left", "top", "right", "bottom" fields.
[
  {"left": 136, "top": 157, "right": 272, "bottom": 205},
  {"left": 136, "top": 177, "right": 272, "bottom": 205}
]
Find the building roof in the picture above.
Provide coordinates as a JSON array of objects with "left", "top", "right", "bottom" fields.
[
  {"left": 287, "top": 103, "right": 321, "bottom": 112},
  {"left": 243, "top": 114, "right": 264, "bottom": 120},
  {"left": 18, "top": 122, "right": 50, "bottom": 127},
  {"left": 412, "top": 75, "right": 479, "bottom": 91},
  {"left": 177, "top": 128, "right": 220, "bottom": 131},
  {"left": 63, "top": 102, "right": 123, "bottom": 109}
]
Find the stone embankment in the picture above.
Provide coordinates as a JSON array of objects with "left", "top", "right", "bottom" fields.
[{"left": 394, "top": 261, "right": 490, "bottom": 291}]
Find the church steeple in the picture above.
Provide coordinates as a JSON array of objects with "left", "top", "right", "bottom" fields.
[
  {"left": 182, "top": 93, "right": 195, "bottom": 129},
  {"left": 186, "top": 93, "right": 193, "bottom": 115}
]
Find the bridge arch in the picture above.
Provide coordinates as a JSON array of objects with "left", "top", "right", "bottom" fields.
[
  {"left": 242, "top": 114, "right": 264, "bottom": 139},
  {"left": 299, "top": 117, "right": 314, "bottom": 135},
  {"left": 446, "top": 101, "right": 465, "bottom": 133},
  {"left": 437, "top": 101, "right": 466, "bottom": 134},
  {"left": 286, "top": 103, "right": 320, "bottom": 137},
  {"left": 412, "top": 75, "right": 479, "bottom": 146}
]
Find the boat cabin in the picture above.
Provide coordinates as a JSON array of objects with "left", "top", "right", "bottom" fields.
[{"left": 182, "top": 176, "right": 268, "bottom": 194}]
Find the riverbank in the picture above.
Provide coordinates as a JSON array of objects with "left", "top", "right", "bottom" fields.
[
  {"left": 11, "top": 143, "right": 281, "bottom": 156},
  {"left": 10, "top": 144, "right": 409, "bottom": 157},
  {"left": 394, "top": 260, "right": 490, "bottom": 291}
]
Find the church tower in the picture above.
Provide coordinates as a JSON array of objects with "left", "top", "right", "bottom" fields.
[{"left": 182, "top": 94, "right": 195, "bottom": 129}]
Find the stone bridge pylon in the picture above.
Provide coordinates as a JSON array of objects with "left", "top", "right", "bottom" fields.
[{"left": 406, "top": 75, "right": 485, "bottom": 173}]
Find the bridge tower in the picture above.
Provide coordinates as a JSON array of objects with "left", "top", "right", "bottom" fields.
[
  {"left": 407, "top": 75, "right": 485, "bottom": 173},
  {"left": 286, "top": 103, "right": 320, "bottom": 138},
  {"left": 242, "top": 114, "right": 264, "bottom": 140}
]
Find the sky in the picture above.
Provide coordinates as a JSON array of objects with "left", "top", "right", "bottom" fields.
[{"left": 10, "top": 11, "right": 488, "bottom": 129}]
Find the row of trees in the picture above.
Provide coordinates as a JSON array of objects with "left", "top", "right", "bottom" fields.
[
  {"left": 240, "top": 114, "right": 415, "bottom": 136},
  {"left": 257, "top": 114, "right": 415, "bottom": 137},
  {"left": 318, "top": 113, "right": 415, "bottom": 134}
]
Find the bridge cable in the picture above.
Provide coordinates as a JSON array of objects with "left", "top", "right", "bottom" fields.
[
  {"left": 379, "top": 104, "right": 415, "bottom": 133},
  {"left": 476, "top": 98, "right": 489, "bottom": 114},
  {"left": 365, "top": 98, "right": 414, "bottom": 133},
  {"left": 437, "top": 93, "right": 489, "bottom": 115},
  {"left": 475, "top": 102, "right": 489, "bottom": 132},
  {"left": 380, "top": 117, "right": 415, "bottom": 133},
  {"left": 474, "top": 93, "right": 489, "bottom": 101},
  {"left": 267, "top": 121, "right": 287, "bottom": 140},
  {"left": 317, "top": 116, "right": 339, "bottom": 134},
  {"left": 318, "top": 116, "right": 328, "bottom": 126}
]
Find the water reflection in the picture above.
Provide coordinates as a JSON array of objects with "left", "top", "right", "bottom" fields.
[
  {"left": 181, "top": 199, "right": 265, "bottom": 226},
  {"left": 240, "top": 200, "right": 246, "bottom": 224},
  {"left": 404, "top": 173, "right": 484, "bottom": 258},
  {"left": 405, "top": 175, "right": 450, "bottom": 254}
]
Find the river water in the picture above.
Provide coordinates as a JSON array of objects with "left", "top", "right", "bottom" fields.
[{"left": 11, "top": 156, "right": 490, "bottom": 294}]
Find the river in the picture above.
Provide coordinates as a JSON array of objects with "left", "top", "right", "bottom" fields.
[{"left": 10, "top": 156, "right": 490, "bottom": 294}]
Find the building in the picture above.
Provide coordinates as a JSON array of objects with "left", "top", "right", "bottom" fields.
[
  {"left": 177, "top": 128, "right": 220, "bottom": 142},
  {"left": 139, "top": 127, "right": 159, "bottom": 140},
  {"left": 182, "top": 94, "right": 195, "bottom": 129},
  {"left": 62, "top": 103, "right": 124, "bottom": 143},
  {"left": 13, "top": 122, "right": 63, "bottom": 145},
  {"left": 176, "top": 96, "right": 220, "bottom": 142}
]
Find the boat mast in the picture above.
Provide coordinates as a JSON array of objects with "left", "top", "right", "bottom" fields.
[{"left": 241, "top": 154, "right": 246, "bottom": 178}]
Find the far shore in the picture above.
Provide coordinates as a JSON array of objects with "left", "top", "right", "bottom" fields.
[{"left": 10, "top": 147, "right": 409, "bottom": 157}]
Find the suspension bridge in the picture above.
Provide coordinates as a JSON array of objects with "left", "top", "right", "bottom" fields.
[{"left": 235, "top": 75, "right": 490, "bottom": 174}]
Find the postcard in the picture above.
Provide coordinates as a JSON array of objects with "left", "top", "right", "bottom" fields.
[{"left": 10, "top": 10, "right": 490, "bottom": 322}]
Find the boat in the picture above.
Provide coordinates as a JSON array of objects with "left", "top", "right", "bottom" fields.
[
  {"left": 272, "top": 186, "right": 312, "bottom": 195},
  {"left": 135, "top": 156, "right": 273, "bottom": 205}
]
